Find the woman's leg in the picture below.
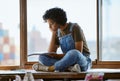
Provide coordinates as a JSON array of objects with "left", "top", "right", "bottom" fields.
[
  {"left": 32, "top": 54, "right": 59, "bottom": 72},
  {"left": 54, "top": 49, "right": 89, "bottom": 71},
  {"left": 39, "top": 54, "right": 59, "bottom": 66}
]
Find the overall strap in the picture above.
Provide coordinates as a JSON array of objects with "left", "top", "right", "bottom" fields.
[
  {"left": 57, "top": 23, "right": 76, "bottom": 37},
  {"left": 57, "top": 28, "right": 61, "bottom": 37},
  {"left": 69, "top": 23, "right": 75, "bottom": 33}
]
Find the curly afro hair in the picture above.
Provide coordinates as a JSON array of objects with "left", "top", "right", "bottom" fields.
[{"left": 43, "top": 7, "right": 67, "bottom": 26}]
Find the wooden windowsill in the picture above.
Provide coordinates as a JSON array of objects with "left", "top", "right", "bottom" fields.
[{"left": 0, "top": 69, "right": 120, "bottom": 80}]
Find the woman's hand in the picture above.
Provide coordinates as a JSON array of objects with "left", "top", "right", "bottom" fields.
[
  {"left": 49, "top": 26, "right": 57, "bottom": 34},
  {"left": 48, "top": 53, "right": 58, "bottom": 58},
  {"left": 48, "top": 53, "right": 64, "bottom": 59}
]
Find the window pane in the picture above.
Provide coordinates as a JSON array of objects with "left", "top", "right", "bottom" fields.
[
  {"left": 0, "top": 0, "right": 20, "bottom": 66},
  {"left": 102, "top": 0, "right": 120, "bottom": 61},
  {"left": 27, "top": 0, "right": 97, "bottom": 61}
]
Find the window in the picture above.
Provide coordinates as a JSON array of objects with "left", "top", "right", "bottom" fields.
[
  {"left": 101, "top": 0, "right": 120, "bottom": 61},
  {"left": 0, "top": 0, "right": 20, "bottom": 66},
  {"left": 27, "top": 0, "right": 97, "bottom": 62},
  {"left": 1, "top": 0, "right": 120, "bottom": 69}
]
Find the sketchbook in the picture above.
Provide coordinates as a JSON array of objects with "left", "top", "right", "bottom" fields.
[{"left": 28, "top": 52, "right": 56, "bottom": 57}]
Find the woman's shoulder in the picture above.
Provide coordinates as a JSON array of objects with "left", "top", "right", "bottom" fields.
[
  {"left": 68, "top": 22, "right": 80, "bottom": 27},
  {"left": 68, "top": 22, "right": 82, "bottom": 31}
]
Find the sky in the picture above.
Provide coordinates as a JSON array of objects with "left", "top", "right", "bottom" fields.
[{"left": 0, "top": 0, "right": 20, "bottom": 45}]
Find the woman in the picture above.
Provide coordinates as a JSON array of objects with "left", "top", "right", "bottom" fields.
[{"left": 32, "top": 7, "right": 92, "bottom": 72}]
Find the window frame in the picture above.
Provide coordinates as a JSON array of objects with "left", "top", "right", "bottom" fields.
[{"left": 93, "top": 0, "right": 120, "bottom": 68}]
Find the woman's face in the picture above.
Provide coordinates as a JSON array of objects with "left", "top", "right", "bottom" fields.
[{"left": 47, "top": 19, "right": 59, "bottom": 31}]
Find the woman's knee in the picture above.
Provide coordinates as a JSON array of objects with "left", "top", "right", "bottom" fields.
[{"left": 67, "top": 49, "right": 82, "bottom": 57}]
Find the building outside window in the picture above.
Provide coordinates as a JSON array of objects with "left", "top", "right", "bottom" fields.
[{"left": 0, "top": 0, "right": 20, "bottom": 66}]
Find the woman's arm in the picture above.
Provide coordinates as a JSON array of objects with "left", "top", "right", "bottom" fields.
[
  {"left": 73, "top": 24, "right": 84, "bottom": 53},
  {"left": 48, "top": 32, "right": 58, "bottom": 52},
  {"left": 75, "top": 41, "right": 83, "bottom": 53}
]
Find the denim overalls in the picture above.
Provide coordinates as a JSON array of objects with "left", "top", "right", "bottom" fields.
[
  {"left": 57, "top": 23, "right": 75, "bottom": 54},
  {"left": 39, "top": 23, "right": 92, "bottom": 71}
]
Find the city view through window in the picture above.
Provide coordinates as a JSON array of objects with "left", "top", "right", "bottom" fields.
[
  {"left": 102, "top": 0, "right": 120, "bottom": 61},
  {"left": 0, "top": 0, "right": 20, "bottom": 66}
]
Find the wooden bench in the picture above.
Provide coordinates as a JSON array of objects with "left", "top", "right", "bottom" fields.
[{"left": 0, "top": 69, "right": 120, "bottom": 81}]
